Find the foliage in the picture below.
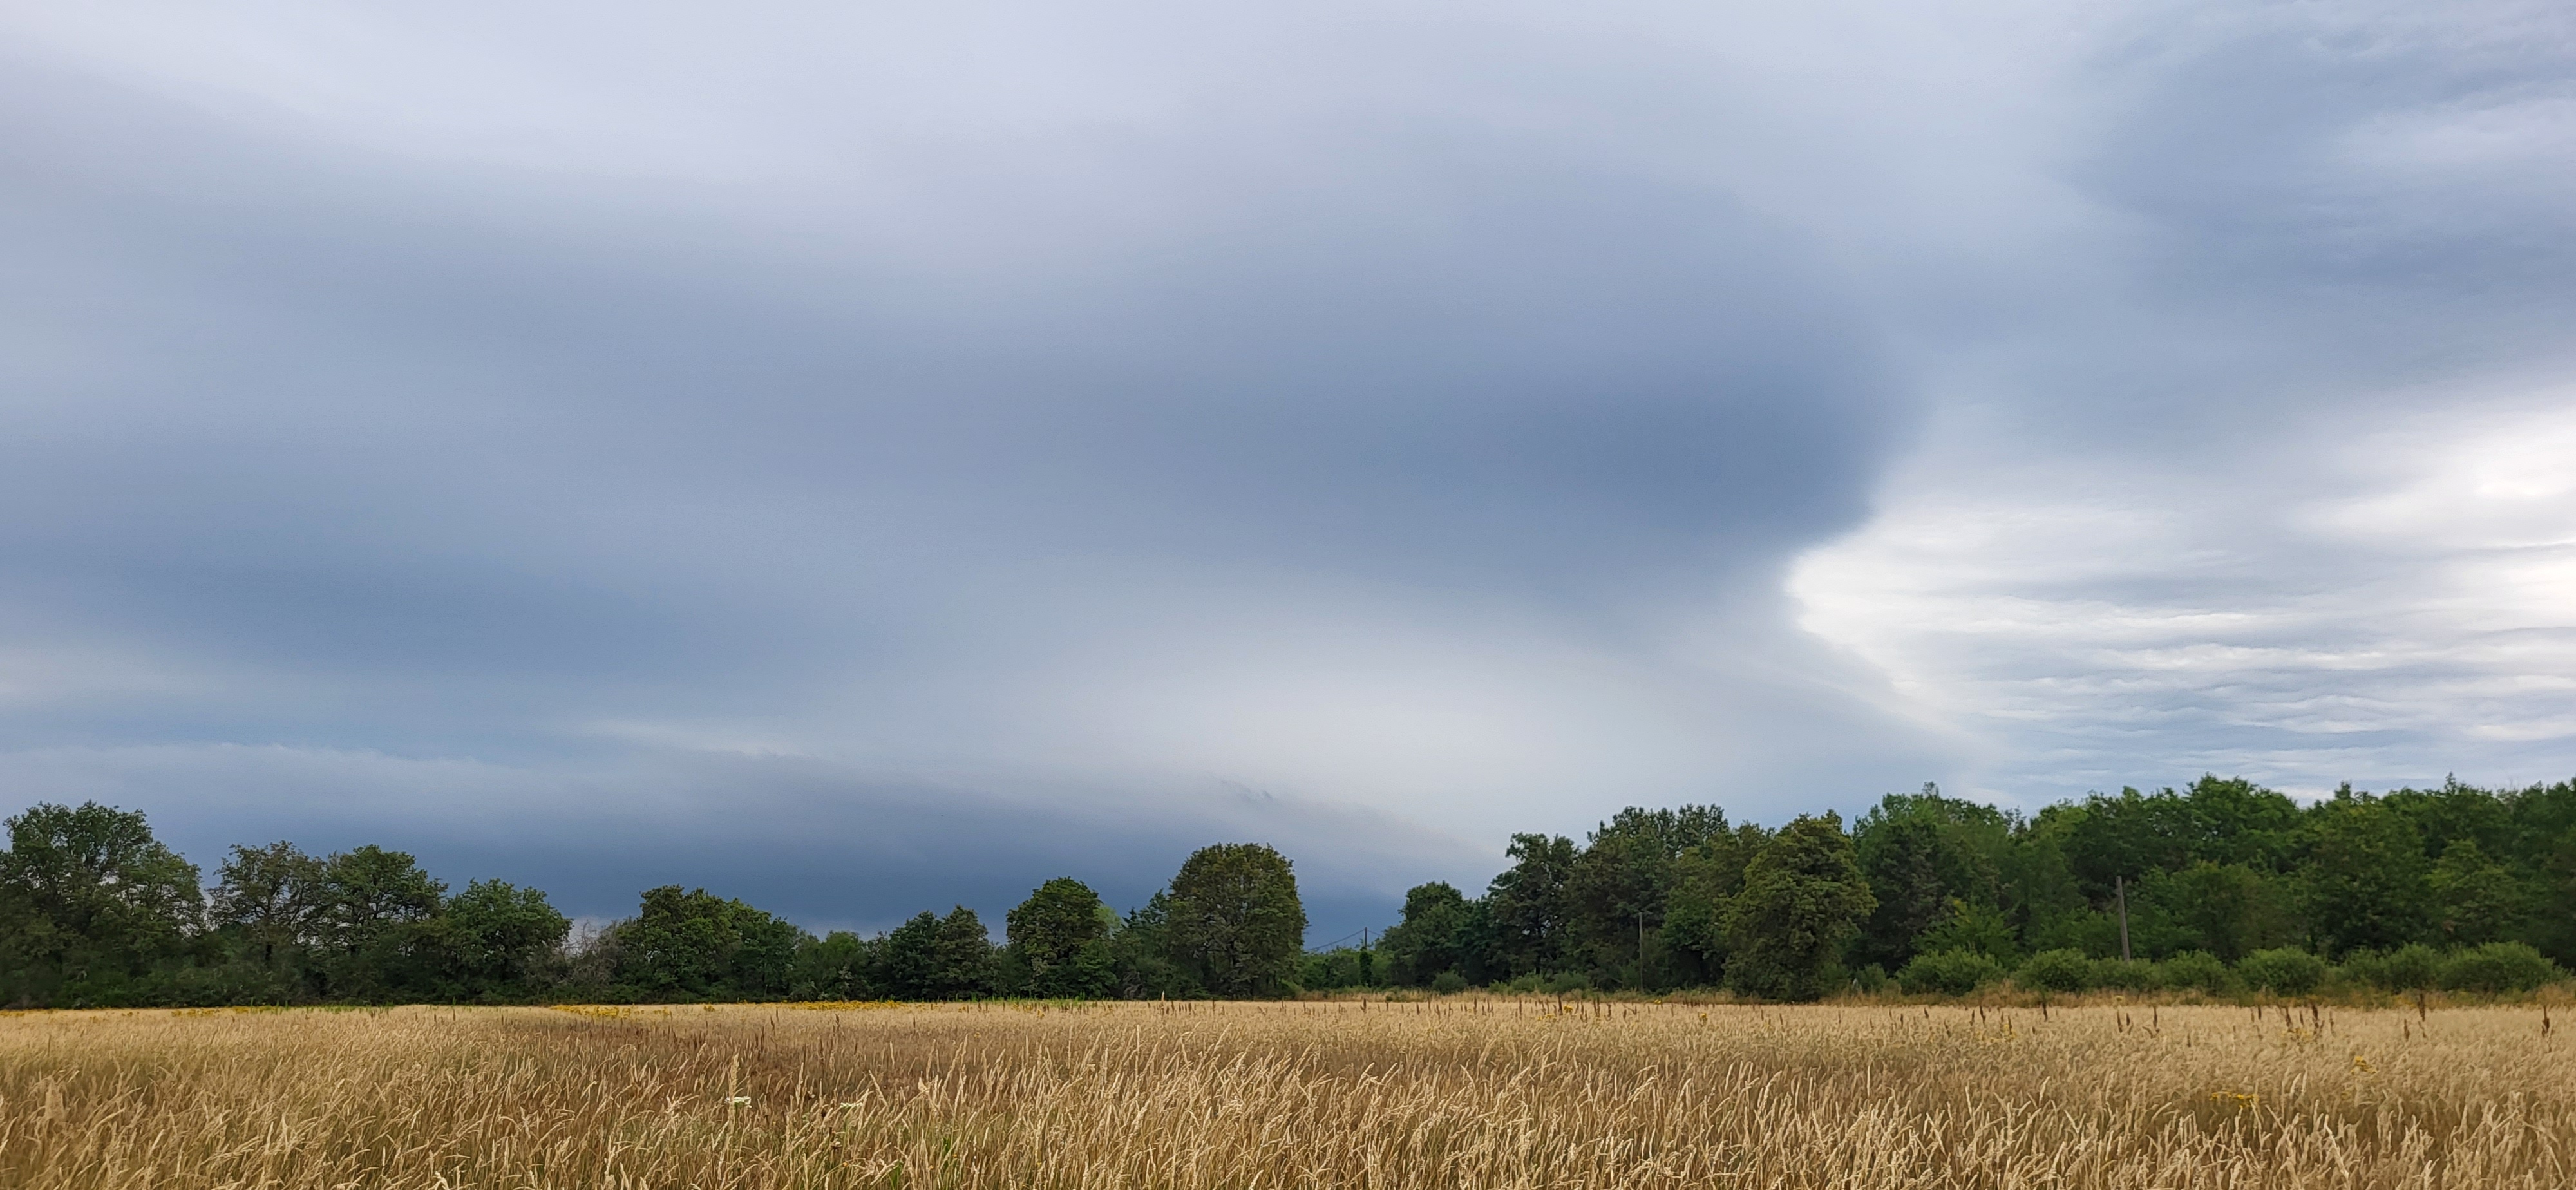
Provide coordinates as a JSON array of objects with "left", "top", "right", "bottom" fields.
[
  {"left": 2016, "top": 948, "right": 2096, "bottom": 993},
  {"left": 1486, "top": 834, "right": 1577, "bottom": 978},
  {"left": 1723, "top": 814, "right": 1875, "bottom": 1001},
  {"left": 1163, "top": 844, "right": 1306, "bottom": 997},
  {"left": 2235, "top": 947, "right": 2327, "bottom": 996},
  {"left": 1897, "top": 948, "right": 2005, "bottom": 995},
  {"left": 0, "top": 802, "right": 204, "bottom": 1007},
  {"left": 17, "top": 771, "right": 2576, "bottom": 1007},
  {"left": 2156, "top": 950, "right": 2235, "bottom": 995},
  {"left": 1378, "top": 882, "right": 1472, "bottom": 987},
  {"left": 1006, "top": 878, "right": 1115, "bottom": 999},
  {"left": 607, "top": 886, "right": 802, "bottom": 1001},
  {"left": 2437, "top": 942, "right": 2559, "bottom": 993}
]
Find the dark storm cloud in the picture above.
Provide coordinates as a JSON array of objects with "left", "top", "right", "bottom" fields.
[
  {"left": 12, "top": 1, "right": 2565, "bottom": 936},
  {"left": 0, "top": 6, "right": 1937, "bottom": 936}
]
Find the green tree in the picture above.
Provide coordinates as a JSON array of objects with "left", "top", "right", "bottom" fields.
[
  {"left": 0, "top": 802, "right": 204, "bottom": 1006},
  {"left": 209, "top": 841, "right": 324, "bottom": 970},
  {"left": 1007, "top": 878, "right": 1116, "bottom": 998},
  {"left": 935, "top": 906, "right": 997, "bottom": 997},
  {"left": 610, "top": 885, "right": 802, "bottom": 1001},
  {"left": 308, "top": 845, "right": 447, "bottom": 1000},
  {"left": 1660, "top": 825, "right": 1765, "bottom": 984},
  {"left": 791, "top": 930, "right": 874, "bottom": 1000},
  {"left": 1377, "top": 881, "right": 1472, "bottom": 987},
  {"left": 1108, "top": 890, "right": 1193, "bottom": 997},
  {"left": 2061, "top": 788, "right": 2199, "bottom": 900},
  {"left": 2136, "top": 861, "right": 2293, "bottom": 961},
  {"left": 1164, "top": 844, "right": 1307, "bottom": 997},
  {"left": 876, "top": 907, "right": 996, "bottom": 999},
  {"left": 2179, "top": 776, "right": 2301, "bottom": 870},
  {"left": 1852, "top": 787, "right": 2009, "bottom": 970},
  {"left": 2426, "top": 839, "right": 2524, "bottom": 945},
  {"left": 1485, "top": 833, "right": 1576, "bottom": 976},
  {"left": 1563, "top": 806, "right": 1730, "bottom": 985},
  {"left": 434, "top": 879, "right": 569, "bottom": 1000},
  {"left": 1722, "top": 813, "right": 1875, "bottom": 1001},
  {"left": 876, "top": 911, "right": 949, "bottom": 999},
  {"left": 2300, "top": 794, "right": 2429, "bottom": 956}
]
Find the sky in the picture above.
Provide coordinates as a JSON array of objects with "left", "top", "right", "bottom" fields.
[{"left": 3, "top": 1, "right": 2572, "bottom": 939}]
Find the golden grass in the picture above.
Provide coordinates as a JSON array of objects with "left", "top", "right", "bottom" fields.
[{"left": 0, "top": 997, "right": 2568, "bottom": 1188}]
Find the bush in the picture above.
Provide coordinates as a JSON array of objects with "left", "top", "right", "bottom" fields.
[
  {"left": 2439, "top": 942, "right": 2561, "bottom": 994},
  {"left": 2334, "top": 947, "right": 2387, "bottom": 989},
  {"left": 2092, "top": 959, "right": 2158, "bottom": 992},
  {"left": 2382, "top": 943, "right": 2445, "bottom": 990},
  {"left": 2236, "top": 947, "right": 2327, "bottom": 996},
  {"left": 1897, "top": 948, "right": 2005, "bottom": 996},
  {"left": 1853, "top": 963, "right": 1889, "bottom": 994},
  {"left": 1542, "top": 971, "right": 1593, "bottom": 995},
  {"left": 2340, "top": 945, "right": 2451, "bottom": 991},
  {"left": 1429, "top": 970, "right": 1470, "bottom": 994},
  {"left": 2016, "top": 949, "right": 2095, "bottom": 993},
  {"left": 2157, "top": 950, "right": 2235, "bottom": 995}
]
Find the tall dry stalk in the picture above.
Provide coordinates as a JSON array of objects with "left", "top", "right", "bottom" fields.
[{"left": 0, "top": 999, "right": 2567, "bottom": 1188}]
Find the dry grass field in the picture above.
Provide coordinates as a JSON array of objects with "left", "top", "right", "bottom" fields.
[{"left": 0, "top": 997, "right": 2568, "bottom": 1189}]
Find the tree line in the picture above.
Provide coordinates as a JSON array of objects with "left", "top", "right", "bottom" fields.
[
  {"left": 1363, "top": 777, "right": 2576, "bottom": 999},
  {"left": 0, "top": 802, "right": 1305, "bottom": 1008},
  {"left": 6, "top": 774, "right": 2573, "bottom": 1007}
]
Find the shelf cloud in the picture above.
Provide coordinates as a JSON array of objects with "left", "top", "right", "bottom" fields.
[{"left": 3, "top": 1, "right": 2570, "bottom": 936}]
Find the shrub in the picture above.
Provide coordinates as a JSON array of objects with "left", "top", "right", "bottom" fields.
[
  {"left": 2439, "top": 942, "right": 2560, "bottom": 994},
  {"left": 2157, "top": 950, "right": 2235, "bottom": 996},
  {"left": 1542, "top": 971, "right": 1592, "bottom": 995},
  {"left": 1897, "top": 949, "right": 2005, "bottom": 996},
  {"left": 2015, "top": 949, "right": 2095, "bottom": 993},
  {"left": 1853, "top": 963, "right": 1889, "bottom": 994},
  {"left": 2236, "top": 947, "right": 2327, "bottom": 996},
  {"left": 1429, "top": 970, "right": 1469, "bottom": 994},
  {"left": 2092, "top": 959, "right": 2159, "bottom": 992},
  {"left": 2335, "top": 947, "right": 2388, "bottom": 989},
  {"left": 2382, "top": 943, "right": 2445, "bottom": 991}
]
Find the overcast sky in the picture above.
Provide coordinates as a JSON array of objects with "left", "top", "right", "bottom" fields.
[{"left": 5, "top": 1, "right": 2571, "bottom": 938}]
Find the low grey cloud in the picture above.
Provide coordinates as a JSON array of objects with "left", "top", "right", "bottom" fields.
[{"left": 4, "top": 1, "right": 2571, "bottom": 936}]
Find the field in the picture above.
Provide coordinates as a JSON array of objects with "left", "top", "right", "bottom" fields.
[{"left": 0, "top": 998, "right": 2568, "bottom": 1189}]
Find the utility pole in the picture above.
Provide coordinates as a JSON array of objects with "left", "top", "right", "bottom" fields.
[{"left": 2115, "top": 873, "right": 2132, "bottom": 963}]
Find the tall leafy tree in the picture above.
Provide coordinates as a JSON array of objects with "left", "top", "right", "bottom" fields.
[
  {"left": 792, "top": 931, "right": 875, "bottom": 1000},
  {"left": 209, "top": 841, "right": 325, "bottom": 970},
  {"left": 435, "top": 879, "right": 569, "bottom": 1000},
  {"left": 2179, "top": 776, "right": 2301, "bottom": 870},
  {"left": 878, "top": 906, "right": 995, "bottom": 999},
  {"left": 2134, "top": 861, "right": 2293, "bottom": 961},
  {"left": 1378, "top": 881, "right": 1472, "bottom": 987},
  {"left": 933, "top": 905, "right": 997, "bottom": 997},
  {"left": 1660, "top": 825, "right": 1766, "bottom": 984},
  {"left": 308, "top": 845, "right": 447, "bottom": 1000},
  {"left": 1108, "top": 890, "right": 1193, "bottom": 997},
  {"left": 1722, "top": 813, "right": 1874, "bottom": 1001},
  {"left": 1485, "top": 833, "right": 1576, "bottom": 976},
  {"left": 610, "top": 885, "right": 803, "bottom": 1001},
  {"left": 1008, "top": 878, "right": 1116, "bottom": 997},
  {"left": 1851, "top": 787, "right": 2009, "bottom": 970},
  {"left": 2061, "top": 787, "right": 2199, "bottom": 902},
  {"left": 1164, "top": 844, "right": 1306, "bottom": 997},
  {"left": 1564, "top": 806, "right": 1730, "bottom": 985},
  {"left": 0, "top": 802, "right": 204, "bottom": 1006},
  {"left": 2425, "top": 839, "right": 2524, "bottom": 946},
  {"left": 2300, "top": 793, "right": 2430, "bottom": 956}
]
